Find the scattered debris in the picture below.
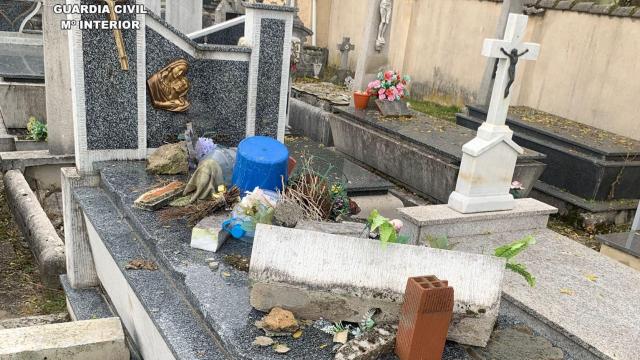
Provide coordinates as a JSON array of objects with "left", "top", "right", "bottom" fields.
[
  {"left": 333, "top": 330, "right": 348, "bottom": 344},
  {"left": 125, "top": 259, "right": 158, "bottom": 271},
  {"left": 585, "top": 274, "right": 598, "bottom": 282},
  {"left": 560, "top": 288, "right": 575, "bottom": 296},
  {"left": 273, "top": 201, "right": 304, "bottom": 228},
  {"left": 146, "top": 142, "right": 189, "bottom": 175},
  {"left": 223, "top": 254, "right": 250, "bottom": 272},
  {"left": 208, "top": 261, "right": 219, "bottom": 271},
  {"left": 169, "top": 195, "right": 192, "bottom": 207},
  {"left": 272, "top": 343, "right": 291, "bottom": 354},
  {"left": 134, "top": 181, "right": 186, "bottom": 211},
  {"left": 252, "top": 336, "right": 274, "bottom": 347},
  {"left": 334, "top": 325, "right": 397, "bottom": 360},
  {"left": 159, "top": 186, "right": 240, "bottom": 226},
  {"left": 259, "top": 307, "right": 299, "bottom": 333},
  {"left": 292, "top": 329, "right": 303, "bottom": 339}
]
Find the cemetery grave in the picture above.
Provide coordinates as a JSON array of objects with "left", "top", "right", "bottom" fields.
[{"left": 0, "top": 0, "right": 639, "bottom": 359}]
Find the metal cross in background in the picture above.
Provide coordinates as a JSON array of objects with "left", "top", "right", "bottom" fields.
[{"left": 103, "top": 0, "right": 129, "bottom": 71}]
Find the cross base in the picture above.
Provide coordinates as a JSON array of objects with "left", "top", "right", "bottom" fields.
[
  {"left": 447, "top": 123, "right": 523, "bottom": 214},
  {"left": 448, "top": 191, "right": 515, "bottom": 214}
]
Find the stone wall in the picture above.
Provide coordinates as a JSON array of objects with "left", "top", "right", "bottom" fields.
[{"left": 296, "top": 0, "right": 640, "bottom": 141}]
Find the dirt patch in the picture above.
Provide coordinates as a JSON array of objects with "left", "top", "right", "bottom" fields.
[
  {"left": 547, "top": 215, "right": 631, "bottom": 251},
  {"left": 0, "top": 175, "right": 67, "bottom": 320}
]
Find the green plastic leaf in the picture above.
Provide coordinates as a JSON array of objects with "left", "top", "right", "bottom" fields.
[
  {"left": 378, "top": 223, "right": 395, "bottom": 244},
  {"left": 367, "top": 210, "right": 386, "bottom": 232},
  {"left": 506, "top": 262, "right": 536, "bottom": 287},
  {"left": 494, "top": 235, "right": 536, "bottom": 260}
]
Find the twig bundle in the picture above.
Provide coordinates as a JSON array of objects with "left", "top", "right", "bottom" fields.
[
  {"left": 159, "top": 186, "right": 240, "bottom": 226},
  {"left": 281, "top": 157, "right": 332, "bottom": 221}
]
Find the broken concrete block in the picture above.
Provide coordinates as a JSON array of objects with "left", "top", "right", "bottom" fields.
[
  {"left": 0, "top": 317, "right": 129, "bottom": 359},
  {"left": 335, "top": 325, "right": 397, "bottom": 360},
  {"left": 190, "top": 214, "right": 228, "bottom": 253},
  {"left": 249, "top": 224, "right": 506, "bottom": 346}
]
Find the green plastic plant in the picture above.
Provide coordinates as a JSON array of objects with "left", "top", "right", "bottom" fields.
[
  {"left": 494, "top": 235, "right": 537, "bottom": 287},
  {"left": 367, "top": 209, "right": 409, "bottom": 246},
  {"left": 27, "top": 116, "right": 47, "bottom": 142}
]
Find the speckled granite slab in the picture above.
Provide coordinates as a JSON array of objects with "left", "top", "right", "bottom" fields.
[{"left": 60, "top": 275, "right": 112, "bottom": 321}]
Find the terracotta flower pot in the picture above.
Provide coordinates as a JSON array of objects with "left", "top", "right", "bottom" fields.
[{"left": 353, "top": 92, "right": 370, "bottom": 110}]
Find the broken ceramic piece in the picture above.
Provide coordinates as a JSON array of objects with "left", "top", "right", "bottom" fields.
[{"left": 134, "top": 181, "right": 186, "bottom": 211}]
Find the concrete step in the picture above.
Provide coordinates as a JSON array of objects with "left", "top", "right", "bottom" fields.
[{"left": 73, "top": 186, "right": 228, "bottom": 360}]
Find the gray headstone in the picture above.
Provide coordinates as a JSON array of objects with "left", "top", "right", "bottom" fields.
[{"left": 375, "top": 99, "right": 412, "bottom": 118}]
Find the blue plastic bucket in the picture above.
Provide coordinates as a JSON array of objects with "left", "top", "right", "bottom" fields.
[{"left": 232, "top": 136, "right": 289, "bottom": 195}]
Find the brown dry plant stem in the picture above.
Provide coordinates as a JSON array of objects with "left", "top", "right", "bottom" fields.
[{"left": 159, "top": 186, "right": 240, "bottom": 225}]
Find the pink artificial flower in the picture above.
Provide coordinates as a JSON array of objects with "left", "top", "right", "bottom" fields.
[
  {"left": 390, "top": 219, "right": 403, "bottom": 232},
  {"left": 378, "top": 88, "right": 385, "bottom": 95},
  {"left": 387, "top": 94, "right": 395, "bottom": 101},
  {"left": 372, "top": 80, "right": 381, "bottom": 88},
  {"left": 384, "top": 71, "right": 394, "bottom": 81},
  {"left": 379, "top": 93, "right": 386, "bottom": 100},
  {"left": 396, "top": 83, "right": 404, "bottom": 91}
]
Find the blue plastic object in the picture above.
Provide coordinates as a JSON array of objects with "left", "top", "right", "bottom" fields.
[{"left": 232, "top": 136, "right": 289, "bottom": 195}]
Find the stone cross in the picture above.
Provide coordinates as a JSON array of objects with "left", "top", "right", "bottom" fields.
[
  {"left": 337, "top": 37, "right": 355, "bottom": 71},
  {"left": 478, "top": 0, "right": 523, "bottom": 106},
  {"left": 448, "top": 14, "right": 539, "bottom": 214}
]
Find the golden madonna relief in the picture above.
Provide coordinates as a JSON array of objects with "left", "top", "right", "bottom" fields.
[{"left": 147, "top": 59, "right": 191, "bottom": 112}]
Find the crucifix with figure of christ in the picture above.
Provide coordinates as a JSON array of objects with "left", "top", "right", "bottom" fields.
[{"left": 448, "top": 14, "right": 540, "bottom": 214}]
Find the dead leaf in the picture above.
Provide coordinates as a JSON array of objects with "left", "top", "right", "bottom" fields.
[
  {"left": 125, "top": 259, "right": 158, "bottom": 271},
  {"left": 253, "top": 336, "right": 274, "bottom": 347},
  {"left": 292, "top": 330, "right": 303, "bottom": 339},
  {"left": 585, "top": 274, "right": 598, "bottom": 282},
  {"left": 222, "top": 272, "right": 231, "bottom": 277},
  {"left": 273, "top": 344, "right": 290, "bottom": 354},
  {"left": 560, "top": 288, "right": 575, "bottom": 296},
  {"left": 333, "top": 330, "right": 348, "bottom": 344}
]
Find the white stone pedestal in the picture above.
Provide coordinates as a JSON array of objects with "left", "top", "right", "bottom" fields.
[{"left": 448, "top": 123, "right": 523, "bottom": 213}]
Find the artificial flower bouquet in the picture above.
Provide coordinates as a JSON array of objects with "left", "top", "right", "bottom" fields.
[{"left": 367, "top": 70, "right": 411, "bottom": 102}]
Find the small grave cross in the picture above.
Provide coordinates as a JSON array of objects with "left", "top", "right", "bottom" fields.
[
  {"left": 337, "top": 37, "right": 355, "bottom": 71},
  {"left": 482, "top": 14, "right": 539, "bottom": 127}
]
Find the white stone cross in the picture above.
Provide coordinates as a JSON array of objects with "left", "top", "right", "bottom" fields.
[
  {"left": 448, "top": 14, "right": 540, "bottom": 214},
  {"left": 482, "top": 14, "right": 539, "bottom": 127}
]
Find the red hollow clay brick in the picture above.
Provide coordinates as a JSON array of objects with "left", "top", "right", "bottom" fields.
[{"left": 395, "top": 275, "right": 454, "bottom": 360}]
